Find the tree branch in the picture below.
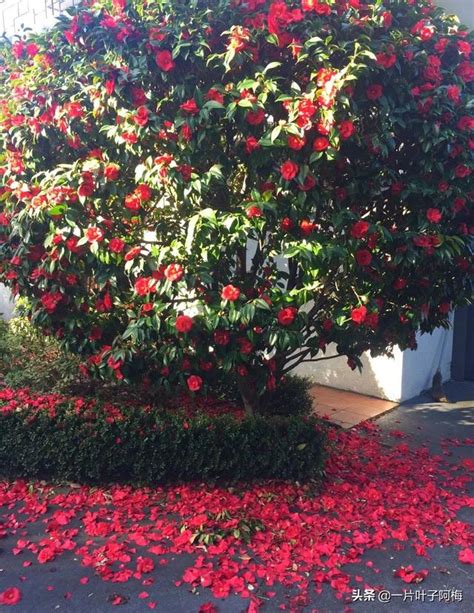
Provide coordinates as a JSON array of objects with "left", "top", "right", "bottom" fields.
[{"left": 282, "top": 351, "right": 341, "bottom": 375}]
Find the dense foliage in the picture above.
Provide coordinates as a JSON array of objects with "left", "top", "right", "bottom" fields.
[
  {"left": 0, "top": 313, "right": 81, "bottom": 392},
  {"left": 0, "top": 388, "right": 326, "bottom": 482},
  {"left": 0, "top": 0, "right": 472, "bottom": 410}
]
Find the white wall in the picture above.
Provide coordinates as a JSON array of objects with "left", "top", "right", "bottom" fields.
[
  {"left": 296, "top": 326, "right": 454, "bottom": 402},
  {"left": 437, "top": 1, "right": 473, "bottom": 27},
  {"left": 0, "top": 285, "right": 15, "bottom": 320}
]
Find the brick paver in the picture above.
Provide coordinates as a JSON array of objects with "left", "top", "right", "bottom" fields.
[{"left": 310, "top": 384, "right": 398, "bottom": 427}]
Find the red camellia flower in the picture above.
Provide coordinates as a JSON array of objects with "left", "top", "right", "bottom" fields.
[
  {"left": 299, "top": 175, "right": 317, "bottom": 191},
  {"left": 180, "top": 99, "right": 199, "bottom": 115},
  {"left": 351, "top": 305, "right": 367, "bottom": 325},
  {"left": 26, "top": 42, "right": 40, "bottom": 57},
  {"left": 141, "top": 303, "right": 154, "bottom": 315},
  {"left": 454, "top": 164, "right": 471, "bottom": 178},
  {"left": 339, "top": 120, "right": 355, "bottom": 139},
  {"left": 245, "top": 136, "right": 260, "bottom": 153},
  {"left": 277, "top": 306, "right": 298, "bottom": 326},
  {"left": 300, "top": 220, "right": 317, "bottom": 236},
  {"left": 109, "top": 237, "right": 125, "bottom": 253},
  {"left": 382, "top": 11, "right": 393, "bottom": 28},
  {"left": 246, "top": 109, "right": 265, "bottom": 125},
  {"left": 175, "top": 315, "right": 193, "bottom": 333},
  {"left": 313, "top": 136, "right": 329, "bottom": 151},
  {"left": 366, "top": 84, "right": 383, "bottom": 100},
  {"left": 221, "top": 284, "right": 240, "bottom": 301},
  {"left": 155, "top": 50, "right": 175, "bottom": 72},
  {"left": 85, "top": 227, "right": 105, "bottom": 243},
  {"left": 376, "top": 52, "right": 397, "bottom": 70},
  {"left": 288, "top": 135, "right": 306, "bottom": 150},
  {"left": 365, "top": 312, "right": 379, "bottom": 329},
  {"left": 453, "top": 197, "right": 466, "bottom": 212},
  {"left": 246, "top": 205, "right": 263, "bottom": 218},
  {"left": 411, "top": 19, "right": 435, "bottom": 41},
  {"left": 457, "top": 116, "right": 474, "bottom": 131},
  {"left": 187, "top": 375, "right": 203, "bottom": 392},
  {"left": 351, "top": 220, "right": 370, "bottom": 239},
  {"left": 207, "top": 88, "right": 224, "bottom": 104},
  {"left": 458, "top": 40, "right": 472, "bottom": 56},
  {"left": 133, "top": 106, "right": 149, "bottom": 127},
  {"left": 393, "top": 277, "right": 407, "bottom": 290},
  {"left": 238, "top": 337, "right": 253, "bottom": 354},
  {"left": 12, "top": 41, "right": 25, "bottom": 59},
  {"left": 135, "top": 184, "right": 152, "bottom": 202},
  {"left": 124, "top": 193, "right": 141, "bottom": 211},
  {"left": 107, "top": 356, "right": 123, "bottom": 371},
  {"left": 164, "top": 263, "right": 184, "bottom": 282},
  {"left": 446, "top": 86, "right": 461, "bottom": 104},
  {"left": 322, "top": 318, "right": 333, "bottom": 331},
  {"left": 355, "top": 249, "right": 372, "bottom": 266},
  {"left": 65, "top": 101, "right": 84, "bottom": 118},
  {"left": 426, "top": 208, "right": 442, "bottom": 223},
  {"left": 78, "top": 172, "right": 95, "bottom": 197},
  {"left": 125, "top": 246, "right": 142, "bottom": 261},
  {"left": 0, "top": 587, "right": 22, "bottom": 606},
  {"left": 458, "top": 548, "right": 474, "bottom": 564},
  {"left": 181, "top": 124, "right": 192, "bottom": 141},
  {"left": 303, "top": 1, "right": 332, "bottom": 16},
  {"left": 104, "top": 163, "right": 120, "bottom": 181},
  {"left": 280, "top": 160, "right": 299, "bottom": 181},
  {"left": 456, "top": 61, "right": 474, "bottom": 83},
  {"left": 214, "top": 329, "right": 230, "bottom": 345},
  {"left": 439, "top": 301, "right": 451, "bottom": 315},
  {"left": 134, "top": 277, "right": 155, "bottom": 296}
]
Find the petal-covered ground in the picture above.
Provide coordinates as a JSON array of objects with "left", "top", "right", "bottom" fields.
[{"left": 0, "top": 387, "right": 473, "bottom": 612}]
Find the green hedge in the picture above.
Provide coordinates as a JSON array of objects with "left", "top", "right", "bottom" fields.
[{"left": 0, "top": 408, "right": 326, "bottom": 484}]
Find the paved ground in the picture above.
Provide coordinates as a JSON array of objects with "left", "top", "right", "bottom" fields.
[
  {"left": 348, "top": 381, "right": 474, "bottom": 613},
  {"left": 0, "top": 382, "right": 472, "bottom": 612},
  {"left": 310, "top": 384, "right": 397, "bottom": 428}
]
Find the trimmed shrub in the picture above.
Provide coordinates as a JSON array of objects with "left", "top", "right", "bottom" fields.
[
  {"left": 0, "top": 394, "right": 326, "bottom": 483},
  {"left": 206, "top": 373, "right": 314, "bottom": 416}
]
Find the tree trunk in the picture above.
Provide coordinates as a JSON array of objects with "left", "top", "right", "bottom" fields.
[{"left": 237, "top": 375, "right": 260, "bottom": 417}]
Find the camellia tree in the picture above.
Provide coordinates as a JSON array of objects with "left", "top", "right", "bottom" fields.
[{"left": 0, "top": 0, "right": 472, "bottom": 413}]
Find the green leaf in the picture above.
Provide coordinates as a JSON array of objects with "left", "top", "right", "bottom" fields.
[
  {"left": 263, "top": 61, "right": 281, "bottom": 74},
  {"left": 185, "top": 214, "right": 200, "bottom": 253},
  {"left": 270, "top": 125, "right": 282, "bottom": 143},
  {"left": 253, "top": 298, "right": 271, "bottom": 311},
  {"left": 47, "top": 205, "right": 67, "bottom": 217},
  {"left": 203, "top": 100, "right": 225, "bottom": 111}
]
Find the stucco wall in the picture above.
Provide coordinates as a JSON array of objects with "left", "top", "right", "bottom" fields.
[
  {"left": 437, "top": 1, "right": 473, "bottom": 27},
  {"left": 296, "top": 326, "right": 454, "bottom": 403},
  {"left": 0, "top": 285, "right": 15, "bottom": 320}
]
